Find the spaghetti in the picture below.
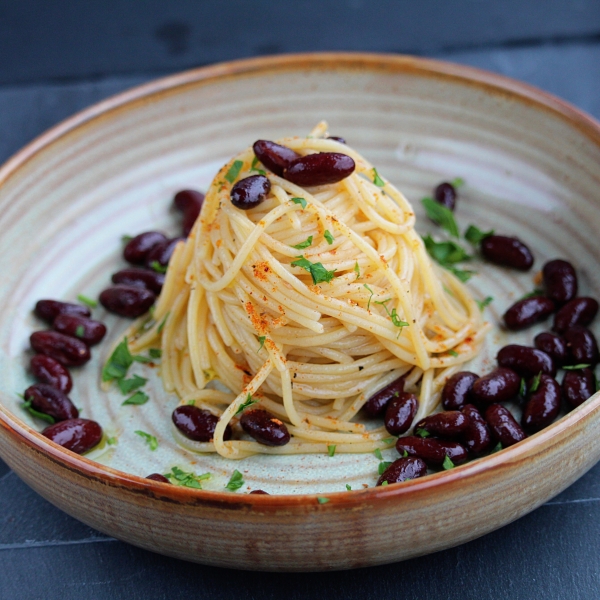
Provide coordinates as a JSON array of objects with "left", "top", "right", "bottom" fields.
[{"left": 128, "top": 122, "right": 488, "bottom": 459}]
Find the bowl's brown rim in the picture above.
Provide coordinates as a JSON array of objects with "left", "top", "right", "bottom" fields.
[{"left": 1, "top": 51, "right": 600, "bottom": 510}]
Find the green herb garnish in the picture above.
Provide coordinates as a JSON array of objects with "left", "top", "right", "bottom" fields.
[
  {"left": 374, "top": 299, "right": 409, "bottom": 333},
  {"left": 249, "top": 157, "right": 267, "bottom": 176},
  {"left": 225, "top": 160, "right": 244, "bottom": 184},
  {"left": 102, "top": 338, "right": 133, "bottom": 382},
  {"left": 132, "top": 354, "right": 153, "bottom": 364},
  {"left": 401, "top": 449, "right": 408, "bottom": 458},
  {"left": 293, "top": 236, "right": 313, "bottom": 250},
  {"left": 530, "top": 372, "right": 542, "bottom": 392},
  {"left": 491, "top": 441, "right": 503, "bottom": 454},
  {"left": 382, "top": 437, "right": 396, "bottom": 445},
  {"left": 520, "top": 288, "right": 545, "bottom": 300},
  {"left": 354, "top": 261, "right": 360, "bottom": 279},
  {"left": 378, "top": 461, "right": 393, "bottom": 475},
  {"left": 415, "top": 428, "right": 430, "bottom": 438},
  {"left": 520, "top": 378, "right": 527, "bottom": 397},
  {"left": 328, "top": 444, "right": 336, "bottom": 457},
  {"left": 121, "top": 235, "right": 133, "bottom": 244},
  {"left": 75, "top": 325, "right": 85, "bottom": 338},
  {"left": 421, "top": 197, "right": 460, "bottom": 237},
  {"left": 346, "top": 484, "right": 352, "bottom": 491},
  {"left": 150, "top": 260, "right": 168, "bottom": 274},
  {"left": 422, "top": 235, "right": 475, "bottom": 281},
  {"left": 149, "top": 348, "right": 162, "bottom": 359},
  {"left": 122, "top": 391, "right": 149, "bottom": 406},
  {"left": 21, "top": 398, "right": 55, "bottom": 424},
  {"left": 451, "top": 177, "right": 465, "bottom": 188},
  {"left": 448, "top": 349, "right": 459, "bottom": 357},
  {"left": 324, "top": 230, "right": 334, "bottom": 245},
  {"left": 135, "top": 430, "right": 158, "bottom": 451},
  {"left": 291, "top": 197, "right": 307, "bottom": 209},
  {"left": 381, "top": 481, "right": 389, "bottom": 487},
  {"left": 464, "top": 225, "right": 494, "bottom": 246},
  {"left": 157, "top": 312, "right": 169, "bottom": 334},
  {"left": 442, "top": 455, "right": 455, "bottom": 470},
  {"left": 225, "top": 469, "right": 245, "bottom": 491},
  {"left": 235, "top": 393, "right": 258, "bottom": 415},
  {"left": 476, "top": 296, "right": 494, "bottom": 311},
  {"left": 290, "top": 256, "right": 336, "bottom": 285},
  {"left": 106, "top": 436, "right": 117, "bottom": 445},
  {"left": 117, "top": 374, "right": 147, "bottom": 395},
  {"left": 563, "top": 364, "right": 592, "bottom": 370},
  {"left": 317, "top": 496, "right": 330, "bottom": 504},
  {"left": 374, "top": 448, "right": 384, "bottom": 461},
  {"left": 257, "top": 336, "right": 266, "bottom": 352},
  {"left": 77, "top": 294, "right": 98, "bottom": 308},
  {"left": 372, "top": 168, "right": 385, "bottom": 188},
  {"left": 165, "top": 466, "right": 211, "bottom": 489},
  {"left": 364, "top": 284, "right": 374, "bottom": 310}
]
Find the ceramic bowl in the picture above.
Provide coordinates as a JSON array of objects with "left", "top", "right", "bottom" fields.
[{"left": 1, "top": 53, "right": 600, "bottom": 571}]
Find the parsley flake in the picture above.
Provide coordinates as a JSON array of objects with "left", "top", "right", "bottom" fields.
[
  {"left": 106, "top": 436, "right": 117, "bottom": 445},
  {"left": 563, "top": 364, "right": 591, "bottom": 370},
  {"left": 257, "top": 336, "right": 266, "bottom": 352},
  {"left": 448, "top": 349, "right": 459, "bottom": 358},
  {"left": 150, "top": 260, "right": 168, "bottom": 274},
  {"left": 346, "top": 484, "right": 352, "bottom": 491},
  {"left": 378, "top": 461, "right": 393, "bottom": 475},
  {"left": 225, "top": 469, "right": 245, "bottom": 491},
  {"left": 520, "top": 288, "right": 545, "bottom": 300},
  {"left": 324, "top": 230, "right": 334, "bottom": 245},
  {"left": 374, "top": 299, "right": 409, "bottom": 333},
  {"left": 421, "top": 197, "right": 460, "bottom": 237},
  {"left": 476, "top": 296, "right": 494, "bottom": 311},
  {"left": 75, "top": 325, "right": 85, "bottom": 338},
  {"left": 520, "top": 378, "right": 527, "bottom": 397},
  {"left": 157, "top": 312, "right": 170, "bottom": 334},
  {"left": 149, "top": 348, "right": 162, "bottom": 359},
  {"left": 235, "top": 394, "right": 258, "bottom": 415},
  {"left": 381, "top": 481, "right": 389, "bottom": 487},
  {"left": 354, "top": 261, "right": 360, "bottom": 279},
  {"left": 491, "top": 441, "right": 503, "bottom": 454},
  {"left": 422, "top": 235, "right": 475, "bottom": 281},
  {"left": 77, "top": 294, "right": 98, "bottom": 308},
  {"left": 364, "top": 284, "right": 375, "bottom": 310},
  {"left": 117, "top": 374, "right": 147, "bottom": 395},
  {"left": 165, "top": 466, "right": 211, "bottom": 489},
  {"left": 442, "top": 455, "right": 455, "bottom": 470},
  {"left": 121, "top": 235, "right": 133, "bottom": 244},
  {"left": 21, "top": 398, "right": 55, "bottom": 424},
  {"left": 135, "top": 430, "right": 158, "bottom": 451},
  {"left": 317, "top": 496, "right": 330, "bottom": 504},
  {"left": 290, "top": 256, "right": 336, "bottom": 285},
  {"left": 374, "top": 448, "right": 384, "bottom": 461},
  {"left": 382, "top": 437, "right": 396, "bottom": 445},
  {"left": 293, "top": 236, "right": 313, "bottom": 250},
  {"left": 132, "top": 354, "right": 154, "bottom": 364},
  {"left": 122, "top": 391, "right": 149, "bottom": 406},
  {"left": 401, "top": 449, "right": 408, "bottom": 458},
  {"left": 225, "top": 160, "right": 244, "bottom": 184},
  {"left": 291, "top": 197, "right": 307, "bottom": 209},
  {"left": 415, "top": 428, "right": 430, "bottom": 438},
  {"left": 102, "top": 338, "right": 133, "bottom": 382},
  {"left": 464, "top": 225, "right": 494, "bottom": 246},
  {"left": 328, "top": 444, "right": 336, "bottom": 457},
  {"left": 451, "top": 177, "right": 465, "bottom": 188},
  {"left": 372, "top": 168, "right": 385, "bottom": 188},
  {"left": 530, "top": 372, "right": 542, "bottom": 393}
]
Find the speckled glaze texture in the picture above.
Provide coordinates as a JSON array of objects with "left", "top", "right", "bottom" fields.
[{"left": 1, "top": 53, "right": 600, "bottom": 570}]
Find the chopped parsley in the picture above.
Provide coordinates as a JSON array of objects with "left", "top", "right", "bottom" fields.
[
  {"left": 328, "top": 444, "right": 336, "bottom": 457},
  {"left": 464, "top": 225, "right": 494, "bottom": 246},
  {"left": 290, "top": 256, "right": 336, "bottom": 285},
  {"left": 132, "top": 354, "right": 154, "bottom": 364},
  {"left": 324, "top": 230, "right": 334, "bottom": 245},
  {"left": 520, "top": 378, "right": 527, "bottom": 397},
  {"left": 77, "top": 294, "right": 98, "bottom": 308},
  {"left": 291, "top": 197, "right": 307, "bottom": 209},
  {"left": 520, "top": 288, "right": 545, "bottom": 300},
  {"left": 374, "top": 448, "right": 384, "bottom": 461},
  {"left": 225, "top": 469, "right": 245, "bottom": 491},
  {"left": 117, "top": 374, "right": 147, "bottom": 395},
  {"left": 354, "top": 261, "right": 360, "bottom": 279},
  {"left": 563, "top": 364, "right": 591, "bottom": 370},
  {"left": 150, "top": 260, "right": 168, "bottom": 274},
  {"left": 102, "top": 338, "right": 134, "bottom": 382},
  {"left": 293, "top": 236, "right": 313, "bottom": 250},
  {"left": 135, "top": 430, "right": 158, "bottom": 451},
  {"left": 21, "top": 397, "right": 55, "bottom": 424},
  {"left": 381, "top": 481, "right": 389, "bottom": 487},
  {"left": 235, "top": 393, "right": 258, "bottom": 415},
  {"left": 149, "top": 348, "right": 162, "bottom": 359},
  {"left": 374, "top": 299, "right": 409, "bottom": 333},
  {"left": 157, "top": 312, "right": 170, "bottom": 334},
  {"left": 164, "top": 466, "right": 211, "bottom": 489},
  {"left": 422, "top": 235, "right": 475, "bottom": 282},
  {"left": 476, "top": 296, "right": 494, "bottom": 311},
  {"left": 257, "top": 336, "right": 266, "bottom": 352},
  {"left": 364, "top": 284, "right": 374, "bottom": 310},
  {"left": 491, "top": 441, "right": 503, "bottom": 454},
  {"left": 106, "top": 436, "right": 117, "bottom": 445},
  {"left": 530, "top": 372, "right": 542, "bottom": 393},
  {"left": 121, "top": 235, "right": 133, "bottom": 244},
  {"left": 372, "top": 168, "right": 385, "bottom": 188},
  {"left": 415, "top": 428, "right": 430, "bottom": 438},
  {"left": 346, "top": 484, "right": 352, "bottom": 491},
  {"left": 421, "top": 197, "right": 460, "bottom": 238},
  {"left": 378, "top": 461, "right": 393, "bottom": 475},
  {"left": 442, "top": 455, "right": 455, "bottom": 470},
  {"left": 382, "top": 437, "right": 397, "bottom": 445},
  {"left": 249, "top": 157, "right": 267, "bottom": 176},
  {"left": 317, "top": 496, "right": 330, "bottom": 504},
  {"left": 122, "top": 391, "right": 149, "bottom": 406},
  {"left": 400, "top": 449, "right": 409, "bottom": 458},
  {"left": 447, "top": 349, "right": 459, "bottom": 358},
  {"left": 75, "top": 325, "right": 85, "bottom": 338},
  {"left": 451, "top": 177, "right": 465, "bottom": 188},
  {"left": 224, "top": 160, "right": 244, "bottom": 184}
]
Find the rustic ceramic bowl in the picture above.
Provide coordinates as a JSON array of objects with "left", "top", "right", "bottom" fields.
[{"left": 1, "top": 53, "right": 600, "bottom": 571}]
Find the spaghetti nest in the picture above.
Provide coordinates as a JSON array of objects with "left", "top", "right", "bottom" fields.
[{"left": 129, "top": 122, "right": 488, "bottom": 459}]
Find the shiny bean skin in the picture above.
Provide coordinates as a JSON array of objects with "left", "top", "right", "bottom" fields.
[
  {"left": 564, "top": 327, "right": 599, "bottom": 366},
  {"left": 433, "top": 182, "right": 457, "bottom": 211},
  {"left": 497, "top": 344, "right": 556, "bottom": 377},
  {"left": 249, "top": 489, "right": 270, "bottom": 495},
  {"left": 413, "top": 411, "right": 470, "bottom": 440},
  {"left": 376, "top": 457, "right": 427, "bottom": 486},
  {"left": 230, "top": 175, "right": 271, "bottom": 210},
  {"left": 534, "top": 332, "right": 568, "bottom": 366},
  {"left": 53, "top": 314, "right": 107, "bottom": 346},
  {"left": 252, "top": 140, "right": 300, "bottom": 177},
  {"left": 173, "top": 189, "right": 204, "bottom": 237},
  {"left": 384, "top": 392, "right": 418, "bottom": 435},
  {"left": 30, "top": 354, "right": 72, "bottom": 393},
  {"left": 553, "top": 297, "right": 599, "bottom": 333},
  {"left": 522, "top": 374, "right": 561, "bottom": 433},
  {"left": 562, "top": 368, "right": 596, "bottom": 409},
  {"left": 461, "top": 404, "right": 493, "bottom": 456},
  {"left": 35, "top": 299, "right": 91, "bottom": 323},
  {"left": 240, "top": 408, "right": 290, "bottom": 446},
  {"left": 99, "top": 285, "right": 156, "bottom": 318},
  {"left": 442, "top": 371, "right": 479, "bottom": 410},
  {"left": 145, "top": 237, "right": 183, "bottom": 269},
  {"left": 172, "top": 405, "right": 231, "bottom": 442},
  {"left": 543, "top": 259, "right": 578, "bottom": 304},
  {"left": 112, "top": 267, "right": 165, "bottom": 294},
  {"left": 470, "top": 367, "right": 521, "bottom": 406},
  {"left": 480, "top": 235, "right": 534, "bottom": 271},
  {"left": 146, "top": 473, "right": 170, "bottom": 483},
  {"left": 24, "top": 383, "right": 78, "bottom": 421},
  {"left": 396, "top": 436, "right": 468, "bottom": 467},
  {"left": 42, "top": 418, "right": 103, "bottom": 454},
  {"left": 30, "top": 331, "right": 90, "bottom": 367},
  {"left": 364, "top": 375, "right": 405, "bottom": 417},
  {"left": 283, "top": 152, "right": 356, "bottom": 187},
  {"left": 484, "top": 404, "right": 526, "bottom": 447},
  {"left": 503, "top": 296, "right": 555, "bottom": 331},
  {"left": 123, "top": 231, "right": 168, "bottom": 265}
]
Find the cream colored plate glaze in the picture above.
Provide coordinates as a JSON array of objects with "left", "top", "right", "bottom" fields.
[{"left": 1, "top": 57, "right": 600, "bottom": 495}]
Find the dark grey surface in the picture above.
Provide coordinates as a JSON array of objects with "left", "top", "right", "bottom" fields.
[{"left": 2, "top": 2, "right": 600, "bottom": 599}]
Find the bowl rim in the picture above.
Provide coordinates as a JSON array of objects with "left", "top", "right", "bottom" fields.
[{"left": 2, "top": 51, "right": 600, "bottom": 509}]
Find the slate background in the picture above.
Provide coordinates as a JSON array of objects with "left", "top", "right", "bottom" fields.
[{"left": 2, "top": 1, "right": 600, "bottom": 598}]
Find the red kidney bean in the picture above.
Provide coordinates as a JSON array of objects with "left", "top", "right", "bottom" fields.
[
  {"left": 376, "top": 457, "right": 427, "bottom": 486},
  {"left": 112, "top": 268, "right": 165, "bottom": 294},
  {"left": 34, "top": 299, "right": 91, "bottom": 323},
  {"left": 327, "top": 136, "right": 346, "bottom": 144},
  {"left": 543, "top": 259, "right": 577, "bottom": 304},
  {"left": 145, "top": 237, "right": 183, "bottom": 269},
  {"left": 253, "top": 140, "right": 300, "bottom": 177},
  {"left": 553, "top": 297, "right": 599, "bottom": 333},
  {"left": 172, "top": 405, "right": 231, "bottom": 442},
  {"left": 123, "top": 231, "right": 168, "bottom": 265},
  {"left": 230, "top": 175, "right": 271, "bottom": 210},
  {"left": 522, "top": 374, "right": 561, "bottom": 433},
  {"left": 53, "top": 314, "right": 107, "bottom": 346},
  {"left": 30, "top": 331, "right": 90, "bottom": 367},
  {"left": 461, "top": 404, "right": 492, "bottom": 456},
  {"left": 173, "top": 189, "right": 204, "bottom": 237},
  {"left": 146, "top": 473, "right": 170, "bottom": 483},
  {"left": 30, "top": 355, "right": 72, "bottom": 393},
  {"left": 240, "top": 408, "right": 290, "bottom": 446},
  {"left": 564, "top": 327, "right": 599, "bottom": 366},
  {"left": 364, "top": 375, "right": 405, "bottom": 417},
  {"left": 503, "top": 296, "right": 555, "bottom": 331},
  {"left": 24, "top": 383, "right": 78, "bottom": 421},
  {"left": 396, "top": 436, "right": 468, "bottom": 467},
  {"left": 384, "top": 392, "right": 418, "bottom": 435},
  {"left": 562, "top": 368, "right": 596, "bottom": 409},
  {"left": 249, "top": 489, "right": 270, "bottom": 494},
  {"left": 484, "top": 404, "right": 526, "bottom": 447},
  {"left": 99, "top": 285, "right": 155, "bottom": 318},
  {"left": 534, "top": 332, "right": 568, "bottom": 366},
  {"left": 497, "top": 344, "right": 556, "bottom": 377},
  {"left": 283, "top": 153, "right": 356, "bottom": 187},
  {"left": 480, "top": 235, "right": 534, "bottom": 271},
  {"left": 442, "top": 371, "right": 479, "bottom": 410},
  {"left": 470, "top": 367, "right": 521, "bottom": 406},
  {"left": 42, "top": 418, "right": 102, "bottom": 454},
  {"left": 413, "top": 411, "right": 470, "bottom": 440},
  {"left": 433, "top": 182, "right": 457, "bottom": 211}
]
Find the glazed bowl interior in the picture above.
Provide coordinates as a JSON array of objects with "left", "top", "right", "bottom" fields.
[{"left": 1, "top": 53, "right": 600, "bottom": 570}]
